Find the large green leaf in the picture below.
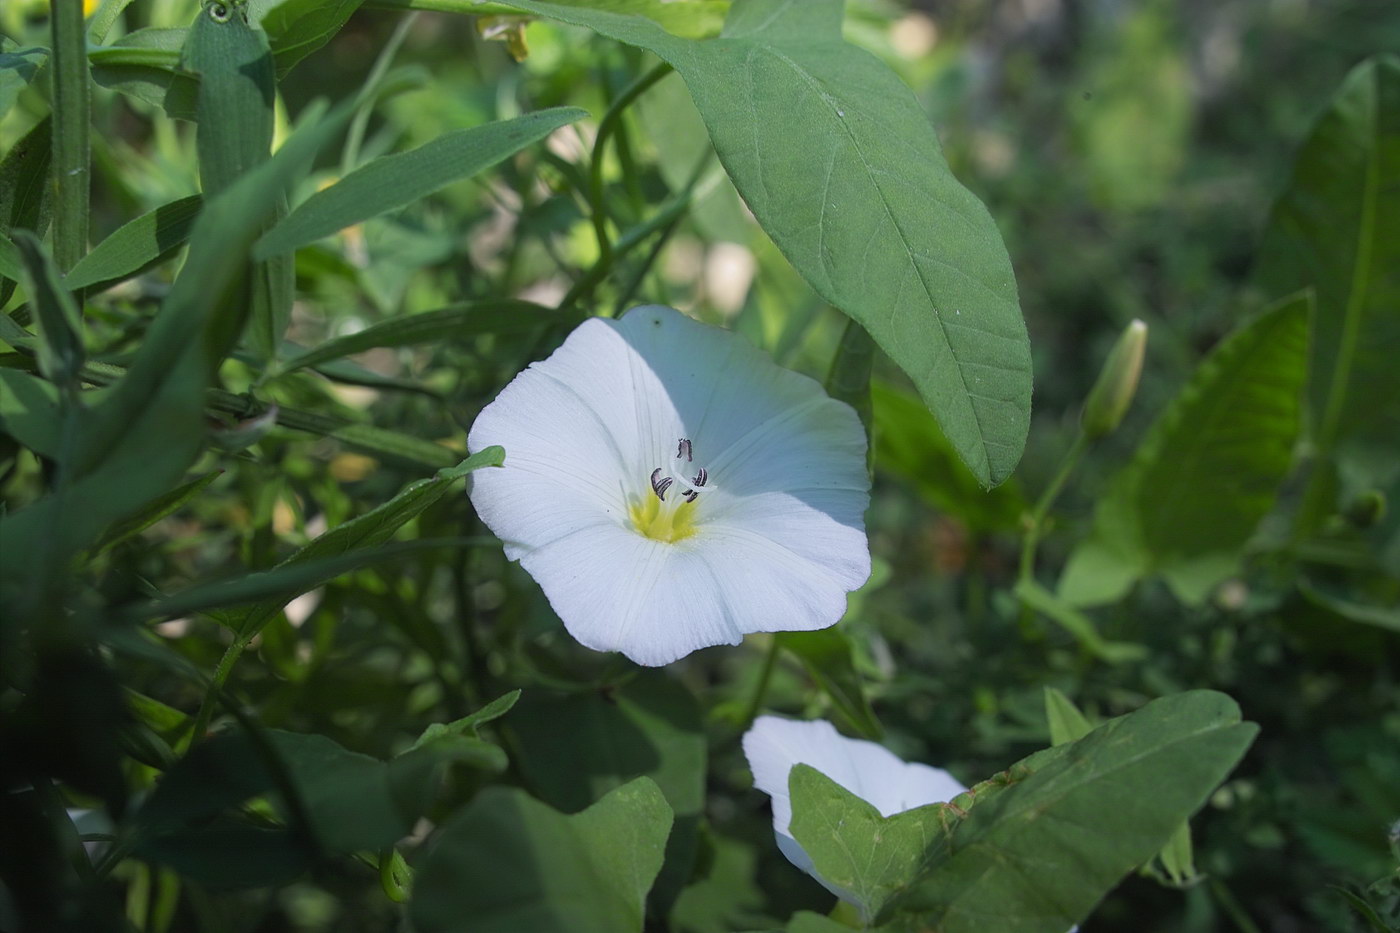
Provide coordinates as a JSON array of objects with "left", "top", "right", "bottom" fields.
[
  {"left": 259, "top": 0, "right": 365, "bottom": 76},
  {"left": 887, "top": 691, "right": 1256, "bottom": 932},
  {"left": 1058, "top": 294, "right": 1310, "bottom": 606},
  {"left": 508, "top": 671, "right": 705, "bottom": 915},
  {"left": 88, "top": 28, "right": 198, "bottom": 120},
  {"left": 410, "top": 777, "right": 674, "bottom": 933},
  {"left": 490, "top": 0, "right": 1030, "bottom": 486},
  {"left": 1257, "top": 55, "right": 1400, "bottom": 482},
  {"left": 11, "top": 232, "right": 84, "bottom": 389},
  {"left": 255, "top": 107, "right": 587, "bottom": 256}
]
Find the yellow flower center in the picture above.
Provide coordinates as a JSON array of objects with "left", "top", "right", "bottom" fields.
[{"left": 628, "top": 494, "right": 699, "bottom": 543}]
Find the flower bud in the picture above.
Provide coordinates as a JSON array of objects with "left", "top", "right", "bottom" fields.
[{"left": 1081, "top": 319, "right": 1147, "bottom": 439}]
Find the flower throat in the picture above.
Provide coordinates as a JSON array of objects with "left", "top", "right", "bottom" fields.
[{"left": 629, "top": 438, "right": 709, "bottom": 543}]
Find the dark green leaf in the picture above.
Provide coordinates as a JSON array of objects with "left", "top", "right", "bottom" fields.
[
  {"left": 66, "top": 196, "right": 202, "bottom": 293},
  {"left": 256, "top": 107, "right": 586, "bottom": 256},
  {"left": 92, "top": 470, "right": 222, "bottom": 554},
  {"left": 870, "top": 381, "right": 1027, "bottom": 533},
  {"left": 10, "top": 231, "right": 84, "bottom": 388},
  {"left": 1058, "top": 294, "right": 1310, "bottom": 606},
  {"left": 261, "top": 0, "right": 366, "bottom": 77},
  {"left": 88, "top": 29, "right": 199, "bottom": 120},
  {"left": 1257, "top": 55, "right": 1400, "bottom": 483},
  {"left": 0, "top": 117, "right": 51, "bottom": 305},
  {"left": 508, "top": 670, "right": 705, "bottom": 915},
  {"left": 0, "top": 368, "right": 62, "bottom": 457},
  {"left": 492, "top": 0, "right": 1030, "bottom": 486},
  {"left": 1013, "top": 579, "right": 1147, "bottom": 663},
  {"left": 410, "top": 777, "right": 674, "bottom": 933}
]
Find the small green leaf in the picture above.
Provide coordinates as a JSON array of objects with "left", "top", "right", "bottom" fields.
[
  {"left": 256, "top": 107, "right": 587, "bottom": 256},
  {"left": 407, "top": 690, "right": 522, "bottom": 749},
  {"left": 788, "top": 764, "right": 950, "bottom": 918},
  {"left": 893, "top": 691, "right": 1258, "bottom": 932},
  {"left": 778, "top": 628, "right": 881, "bottom": 740},
  {"left": 277, "top": 299, "right": 570, "bottom": 374},
  {"left": 410, "top": 777, "right": 674, "bottom": 933},
  {"left": 1059, "top": 294, "right": 1310, "bottom": 607},
  {"left": 0, "top": 41, "right": 48, "bottom": 123},
  {"left": 11, "top": 230, "right": 84, "bottom": 389},
  {"left": 1043, "top": 687, "right": 1093, "bottom": 746},
  {"left": 66, "top": 195, "right": 202, "bottom": 293},
  {"left": 88, "top": 28, "right": 199, "bottom": 121}
]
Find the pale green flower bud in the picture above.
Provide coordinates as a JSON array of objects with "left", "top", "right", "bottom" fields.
[{"left": 1081, "top": 319, "right": 1147, "bottom": 440}]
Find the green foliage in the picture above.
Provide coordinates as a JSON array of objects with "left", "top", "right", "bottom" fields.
[
  {"left": 1, "top": 1, "right": 1393, "bottom": 931},
  {"left": 494, "top": 0, "right": 1031, "bottom": 487},
  {"left": 1059, "top": 294, "right": 1311, "bottom": 606},
  {"left": 410, "top": 777, "right": 674, "bottom": 933},
  {"left": 894, "top": 692, "right": 1257, "bottom": 931},
  {"left": 1258, "top": 56, "right": 1400, "bottom": 481}
]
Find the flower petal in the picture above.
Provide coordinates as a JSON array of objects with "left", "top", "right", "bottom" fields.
[{"left": 742, "top": 716, "right": 967, "bottom": 891}]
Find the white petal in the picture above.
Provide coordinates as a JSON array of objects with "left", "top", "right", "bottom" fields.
[
  {"left": 467, "top": 305, "right": 871, "bottom": 664},
  {"left": 741, "top": 716, "right": 967, "bottom": 900}
]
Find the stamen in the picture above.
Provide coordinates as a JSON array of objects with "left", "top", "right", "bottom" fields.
[
  {"left": 650, "top": 468, "right": 673, "bottom": 501},
  {"left": 693, "top": 468, "right": 707, "bottom": 488},
  {"left": 676, "top": 438, "right": 693, "bottom": 462},
  {"left": 682, "top": 489, "right": 699, "bottom": 503}
]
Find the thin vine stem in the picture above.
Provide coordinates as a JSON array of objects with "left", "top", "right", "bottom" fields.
[
  {"left": 587, "top": 62, "right": 674, "bottom": 267},
  {"left": 1018, "top": 432, "right": 1090, "bottom": 583}
]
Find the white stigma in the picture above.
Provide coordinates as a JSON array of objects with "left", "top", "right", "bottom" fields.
[{"left": 650, "top": 437, "right": 710, "bottom": 502}]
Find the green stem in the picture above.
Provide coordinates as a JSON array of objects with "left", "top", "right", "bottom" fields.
[
  {"left": 557, "top": 186, "right": 691, "bottom": 312},
  {"left": 587, "top": 62, "right": 673, "bottom": 269},
  {"left": 1018, "top": 432, "right": 1090, "bottom": 583},
  {"left": 184, "top": 636, "right": 249, "bottom": 750},
  {"left": 51, "top": 0, "right": 91, "bottom": 272},
  {"left": 740, "top": 637, "right": 781, "bottom": 729},
  {"left": 341, "top": 12, "right": 420, "bottom": 176}
]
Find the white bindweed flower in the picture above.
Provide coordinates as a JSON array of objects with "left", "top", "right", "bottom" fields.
[
  {"left": 467, "top": 305, "right": 870, "bottom": 667},
  {"left": 742, "top": 715, "right": 966, "bottom": 903}
]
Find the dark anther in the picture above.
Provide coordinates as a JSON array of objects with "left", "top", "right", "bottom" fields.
[
  {"left": 683, "top": 489, "right": 699, "bottom": 503},
  {"left": 693, "top": 468, "right": 708, "bottom": 488},
  {"left": 676, "top": 438, "right": 693, "bottom": 462},
  {"left": 650, "top": 468, "right": 673, "bottom": 501}
]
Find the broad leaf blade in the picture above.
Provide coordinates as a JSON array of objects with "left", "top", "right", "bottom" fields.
[
  {"left": 1257, "top": 55, "right": 1400, "bottom": 481},
  {"left": 1059, "top": 294, "right": 1310, "bottom": 606},
  {"left": 256, "top": 107, "right": 587, "bottom": 256},
  {"left": 894, "top": 691, "right": 1257, "bottom": 932},
  {"left": 491, "top": 0, "right": 1031, "bottom": 486},
  {"left": 410, "top": 778, "right": 673, "bottom": 933}
]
